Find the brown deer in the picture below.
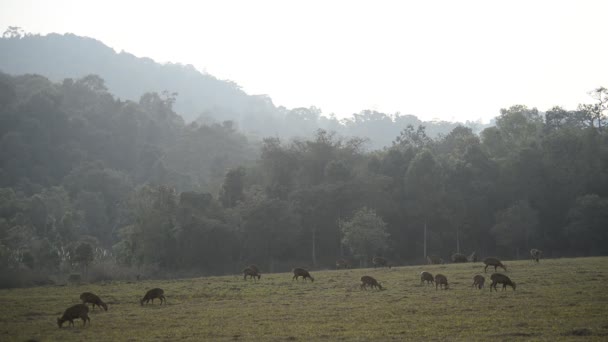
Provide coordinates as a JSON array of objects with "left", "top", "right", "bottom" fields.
[
  {"left": 435, "top": 274, "right": 449, "bottom": 290},
  {"left": 336, "top": 259, "right": 350, "bottom": 269},
  {"left": 292, "top": 268, "right": 314, "bottom": 282},
  {"left": 140, "top": 288, "right": 165, "bottom": 306},
  {"left": 420, "top": 271, "right": 434, "bottom": 285},
  {"left": 468, "top": 251, "right": 478, "bottom": 262},
  {"left": 426, "top": 255, "right": 443, "bottom": 265},
  {"left": 57, "top": 304, "right": 90, "bottom": 328},
  {"left": 483, "top": 257, "right": 507, "bottom": 273},
  {"left": 490, "top": 273, "right": 516, "bottom": 291},
  {"left": 360, "top": 275, "right": 383, "bottom": 290},
  {"left": 472, "top": 275, "right": 485, "bottom": 289},
  {"left": 451, "top": 253, "right": 468, "bottom": 263},
  {"left": 530, "top": 249, "right": 542, "bottom": 263},
  {"left": 79, "top": 292, "right": 108, "bottom": 311},
  {"left": 248, "top": 264, "right": 260, "bottom": 273},
  {"left": 372, "top": 256, "right": 392, "bottom": 269},
  {"left": 243, "top": 267, "right": 261, "bottom": 280}
]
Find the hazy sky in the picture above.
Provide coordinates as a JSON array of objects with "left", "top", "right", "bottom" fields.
[{"left": 1, "top": 0, "right": 607, "bottom": 122}]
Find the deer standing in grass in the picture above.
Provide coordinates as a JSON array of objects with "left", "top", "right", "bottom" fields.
[
  {"left": 57, "top": 304, "right": 90, "bottom": 328},
  {"left": 483, "top": 257, "right": 507, "bottom": 273},
  {"left": 490, "top": 273, "right": 516, "bottom": 291},
  {"left": 336, "top": 259, "right": 350, "bottom": 269},
  {"left": 530, "top": 249, "right": 542, "bottom": 263},
  {"left": 243, "top": 267, "right": 261, "bottom": 280},
  {"left": 435, "top": 274, "right": 449, "bottom": 290},
  {"left": 420, "top": 271, "right": 434, "bottom": 285},
  {"left": 80, "top": 292, "right": 108, "bottom": 311},
  {"left": 427, "top": 255, "right": 443, "bottom": 264},
  {"left": 292, "top": 268, "right": 314, "bottom": 282},
  {"left": 372, "top": 256, "right": 392, "bottom": 269},
  {"left": 472, "top": 275, "right": 485, "bottom": 289},
  {"left": 140, "top": 288, "right": 165, "bottom": 306},
  {"left": 360, "top": 276, "right": 383, "bottom": 290}
]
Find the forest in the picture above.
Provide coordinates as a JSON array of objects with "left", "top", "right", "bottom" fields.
[
  {"left": 0, "top": 68, "right": 606, "bottom": 288},
  {"left": 0, "top": 29, "right": 486, "bottom": 150}
]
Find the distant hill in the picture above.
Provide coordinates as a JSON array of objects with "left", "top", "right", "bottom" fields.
[
  {"left": 0, "top": 29, "right": 490, "bottom": 149},
  {"left": 0, "top": 31, "right": 274, "bottom": 124}
]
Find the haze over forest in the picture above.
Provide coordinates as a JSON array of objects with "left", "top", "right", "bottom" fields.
[{"left": 0, "top": 28, "right": 607, "bottom": 288}]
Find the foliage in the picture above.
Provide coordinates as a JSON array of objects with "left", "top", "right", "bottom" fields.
[
  {"left": 340, "top": 207, "right": 390, "bottom": 261},
  {"left": 0, "top": 61, "right": 607, "bottom": 279}
]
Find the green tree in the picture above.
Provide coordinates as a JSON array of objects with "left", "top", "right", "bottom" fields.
[
  {"left": 340, "top": 207, "right": 389, "bottom": 266},
  {"left": 219, "top": 167, "right": 245, "bottom": 208},
  {"left": 404, "top": 149, "right": 444, "bottom": 259},
  {"left": 73, "top": 242, "right": 94, "bottom": 275},
  {"left": 564, "top": 194, "right": 608, "bottom": 255},
  {"left": 490, "top": 200, "right": 539, "bottom": 258}
]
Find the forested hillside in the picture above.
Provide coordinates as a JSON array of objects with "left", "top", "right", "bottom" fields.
[
  {"left": 0, "top": 28, "right": 485, "bottom": 149},
  {"left": 0, "top": 67, "right": 606, "bottom": 287}
]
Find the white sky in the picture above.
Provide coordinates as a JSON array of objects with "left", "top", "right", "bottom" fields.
[{"left": 1, "top": 0, "right": 607, "bottom": 123}]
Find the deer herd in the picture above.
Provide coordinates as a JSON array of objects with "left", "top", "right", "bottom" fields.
[{"left": 56, "top": 249, "right": 541, "bottom": 328}]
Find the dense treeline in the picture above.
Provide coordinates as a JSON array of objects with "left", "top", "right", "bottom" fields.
[
  {"left": 0, "top": 28, "right": 486, "bottom": 150},
  {"left": 0, "top": 70, "right": 607, "bottom": 287}
]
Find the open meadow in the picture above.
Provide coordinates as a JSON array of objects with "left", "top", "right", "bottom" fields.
[{"left": 1, "top": 257, "right": 607, "bottom": 341}]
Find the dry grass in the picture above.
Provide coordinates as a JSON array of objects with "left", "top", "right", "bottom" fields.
[{"left": 1, "top": 257, "right": 608, "bottom": 341}]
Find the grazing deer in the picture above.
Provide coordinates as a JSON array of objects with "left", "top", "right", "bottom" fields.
[
  {"left": 360, "top": 275, "right": 383, "bottom": 290},
  {"left": 483, "top": 257, "right": 507, "bottom": 273},
  {"left": 530, "top": 249, "right": 542, "bottom": 263},
  {"left": 472, "top": 275, "right": 485, "bottom": 289},
  {"left": 80, "top": 292, "right": 108, "bottom": 311},
  {"left": 140, "top": 288, "right": 165, "bottom": 306},
  {"left": 420, "top": 271, "right": 434, "bottom": 285},
  {"left": 435, "top": 274, "right": 449, "bottom": 290},
  {"left": 248, "top": 264, "right": 260, "bottom": 273},
  {"left": 292, "top": 268, "right": 314, "bottom": 282},
  {"left": 468, "top": 251, "right": 478, "bottom": 262},
  {"left": 336, "top": 259, "right": 350, "bottom": 270},
  {"left": 372, "top": 256, "right": 392, "bottom": 269},
  {"left": 57, "top": 304, "right": 90, "bottom": 328},
  {"left": 243, "top": 267, "right": 261, "bottom": 280},
  {"left": 490, "top": 273, "right": 516, "bottom": 291},
  {"left": 451, "top": 253, "right": 468, "bottom": 263},
  {"left": 426, "top": 255, "right": 443, "bottom": 265}
]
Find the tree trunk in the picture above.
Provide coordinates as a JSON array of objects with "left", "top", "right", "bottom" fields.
[
  {"left": 311, "top": 228, "right": 317, "bottom": 267},
  {"left": 423, "top": 219, "right": 427, "bottom": 259},
  {"left": 456, "top": 227, "right": 460, "bottom": 254}
]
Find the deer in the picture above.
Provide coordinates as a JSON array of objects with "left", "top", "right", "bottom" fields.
[
  {"left": 483, "top": 257, "right": 507, "bottom": 273},
  {"left": 451, "top": 253, "right": 468, "bottom": 263},
  {"left": 292, "top": 268, "right": 314, "bottom": 282},
  {"left": 336, "top": 259, "right": 351, "bottom": 270},
  {"left": 248, "top": 264, "right": 260, "bottom": 273},
  {"left": 468, "top": 251, "right": 478, "bottom": 262},
  {"left": 472, "top": 275, "right": 485, "bottom": 289},
  {"left": 79, "top": 292, "right": 108, "bottom": 311},
  {"left": 57, "top": 304, "right": 90, "bottom": 328},
  {"left": 140, "top": 288, "right": 165, "bottom": 306},
  {"left": 490, "top": 273, "right": 516, "bottom": 291},
  {"left": 360, "top": 275, "right": 383, "bottom": 290},
  {"left": 530, "top": 249, "right": 542, "bottom": 263},
  {"left": 243, "top": 267, "right": 261, "bottom": 280},
  {"left": 435, "top": 274, "right": 449, "bottom": 290},
  {"left": 372, "top": 256, "right": 392, "bottom": 269},
  {"left": 420, "top": 271, "right": 434, "bottom": 285},
  {"left": 426, "top": 255, "right": 443, "bottom": 265}
]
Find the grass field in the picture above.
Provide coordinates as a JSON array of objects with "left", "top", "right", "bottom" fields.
[{"left": 1, "top": 257, "right": 607, "bottom": 341}]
